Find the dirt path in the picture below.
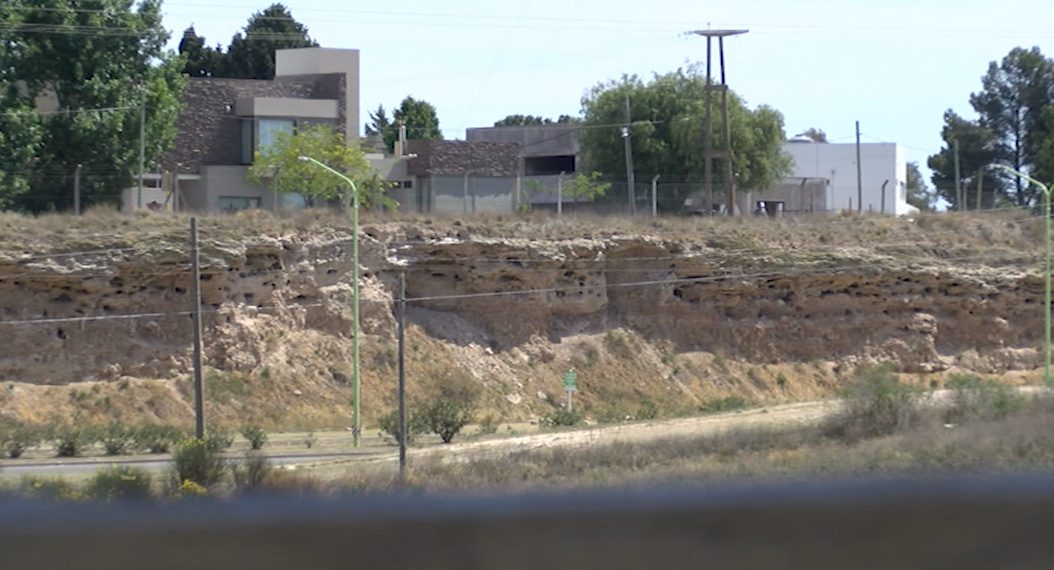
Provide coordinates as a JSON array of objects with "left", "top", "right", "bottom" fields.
[{"left": 300, "top": 399, "right": 842, "bottom": 475}]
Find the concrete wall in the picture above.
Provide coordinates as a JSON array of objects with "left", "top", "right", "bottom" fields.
[
  {"left": 200, "top": 165, "right": 274, "bottom": 212},
  {"left": 784, "top": 142, "right": 913, "bottom": 215},
  {"left": 422, "top": 176, "right": 517, "bottom": 214},
  {"left": 276, "top": 48, "right": 360, "bottom": 142}
]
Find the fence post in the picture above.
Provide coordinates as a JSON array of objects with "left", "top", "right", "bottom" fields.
[
  {"left": 652, "top": 175, "right": 660, "bottom": 218},
  {"left": 557, "top": 172, "right": 564, "bottom": 217},
  {"left": 190, "top": 217, "right": 206, "bottom": 440}
]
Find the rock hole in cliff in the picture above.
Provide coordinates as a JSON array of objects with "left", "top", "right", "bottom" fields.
[
  {"left": 564, "top": 271, "right": 575, "bottom": 278},
  {"left": 56, "top": 328, "right": 66, "bottom": 340},
  {"left": 201, "top": 274, "right": 213, "bottom": 281},
  {"left": 175, "top": 287, "right": 186, "bottom": 294},
  {"left": 102, "top": 305, "right": 113, "bottom": 314},
  {"left": 327, "top": 269, "right": 337, "bottom": 275},
  {"left": 53, "top": 293, "right": 72, "bottom": 303},
  {"left": 673, "top": 288, "right": 684, "bottom": 299},
  {"left": 244, "top": 293, "right": 255, "bottom": 303},
  {"left": 431, "top": 273, "right": 446, "bottom": 278}
]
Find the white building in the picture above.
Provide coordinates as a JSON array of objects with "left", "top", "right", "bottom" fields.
[{"left": 779, "top": 138, "right": 914, "bottom": 216}]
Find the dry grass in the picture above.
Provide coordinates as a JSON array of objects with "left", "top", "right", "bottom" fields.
[{"left": 317, "top": 393, "right": 1054, "bottom": 494}]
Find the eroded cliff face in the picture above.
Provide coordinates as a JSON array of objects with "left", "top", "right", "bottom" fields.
[{"left": 0, "top": 212, "right": 1044, "bottom": 426}]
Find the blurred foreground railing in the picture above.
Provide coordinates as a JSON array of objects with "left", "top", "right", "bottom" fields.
[{"left": 2, "top": 474, "right": 1054, "bottom": 569}]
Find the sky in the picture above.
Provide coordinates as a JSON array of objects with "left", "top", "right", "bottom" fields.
[{"left": 160, "top": 0, "right": 1054, "bottom": 184}]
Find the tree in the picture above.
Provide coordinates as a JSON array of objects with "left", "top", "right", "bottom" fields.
[
  {"left": 365, "top": 104, "right": 391, "bottom": 137},
  {"left": 177, "top": 26, "right": 223, "bottom": 78},
  {"left": 935, "top": 46, "right": 1049, "bottom": 206},
  {"left": 248, "top": 123, "right": 394, "bottom": 209},
  {"left": 905, "top": 162, "right": 935, "bottom": 212},
  {"left": 580, "top": 67, "right": 792, "bottom": 211},
  {"left": 797, "top": 128, "right": 828, "bottom": 142},
  {"left": 0, "top": 0, "right": 185, "bottom": 212},
  {"left": 369, "top": 96, "right": 443, "bottom": 153},
  {"left": 563, "top": 171, "right": 611, "bottom": 202},
  {"left": 493, "top": 114, "right": 577, "bottom": 127},
  {"left": 221, "top": 3, "right": 316, "bottom": 79},
  {"left": 928, "top": 110, "right": 1000, "bottom": 210}
]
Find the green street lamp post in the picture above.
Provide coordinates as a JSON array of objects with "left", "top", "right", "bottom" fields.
[
  {"left": 299, "top": 155, "right": 363, "bottom": 446},
  {"left": 995, "top": 165, "right": 1052, "bottom": 386}
]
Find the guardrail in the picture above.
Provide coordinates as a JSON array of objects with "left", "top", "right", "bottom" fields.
[{"left": 3, "top": 473, "right": 1054, "bottom": 569}]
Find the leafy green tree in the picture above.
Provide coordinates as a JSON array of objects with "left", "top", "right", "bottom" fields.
[
  {"left": 0, "top": 0, "right": 185, "bottom": 213},
  {"left": 927, "top": 110, "right": 1000, "bottom": 210},
  {"left": 970, "top": 47, "right": 1054, "bottom": 206},
  {"left": 580, "top": 67, "right": 791, "bottom": 212},
  {"left": 223, "top": 3, "right": 317, "bottom": 80},
  {"left": 494, "top": 114, "right": 577, "bottom": 127},
  {"left": 385, "top": 96, "right": 443, "bottom": 152},
  {"left": 563, "top": 171, "right": 611, "bottom": 202},
  {"left": 365, "top": 104, "right": 391, "bottom": 137},
  {"left": 177, "top": 26, "right": 223, "bottom": 78},
  {"left": 248, "top": 123, "right": 394, "bottom": 209},
  {"left": 905, "top": 161, "right": 935, "bottom": 212},
  {"left": 797, "top": 128, "right": 828, "bottom": 142}
]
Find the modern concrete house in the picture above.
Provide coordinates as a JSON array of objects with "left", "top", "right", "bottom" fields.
[
  {"left": 143, "top": 47, "right": 360, "bottom": 213},
  {"left": 392, "top": 140, "right": 521, "bottom": 214},
  {"left": 466, "top": 124, "right": 579, "bottom": 176}
]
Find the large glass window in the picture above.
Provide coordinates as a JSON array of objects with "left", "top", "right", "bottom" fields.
[{"left": 257, "top": 119, "right": 295, "bottom": 153}]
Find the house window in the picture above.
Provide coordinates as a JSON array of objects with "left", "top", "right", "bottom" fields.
[
  {"left": 400, "top": 180, "right": 413, "bottom": 188},
  {"left": 257, "top": 119, "right": 295, "bottom": 153},
  {"left": 217, "top": 196, "right": 261, "bottom": 212},
  {"left": 240, "top": 118, "right": 254, "bottom": 164},
  {"left": 240, "top": 118, "right": 337, "bottom": 165}
]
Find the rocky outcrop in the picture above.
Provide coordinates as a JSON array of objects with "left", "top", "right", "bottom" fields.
[{"left": 0, "top": 213, "right": 1045, "bottom": 425}]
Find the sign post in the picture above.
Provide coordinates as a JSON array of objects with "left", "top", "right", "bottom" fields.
[{"left": 563, "top": 369, "right": 578, "bottom": 412}]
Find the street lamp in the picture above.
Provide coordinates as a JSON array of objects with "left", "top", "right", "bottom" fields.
[
  {"left": 994, "top": 164, "right": 1052, "bottom": 386},
  {"left": 298, "top": 155, "right": 363, "bottom": 446}
]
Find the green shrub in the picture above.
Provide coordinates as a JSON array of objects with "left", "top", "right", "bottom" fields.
[
  {"left": 3, "top": 423, "right": 40, "bottom": 459},
  {"left": 824, "top": 364, "right": 926, "bottom": 441},
  {"left": 240, "top": 425, "right": 268, "bottom": 450},
  {"left": 636, "top": 399, "right": 659, "bottom": 421},
  {"left": 20, "top": 477, "right": 80, "bottom": 501},
  {"left": 232, "top": 452, "right": 273, "bottom": 491},
  {"left": 303, "top": 431, "right": 318, "bottom": 449},
  {"left": 53, "top": 422, "right": 95, "bottom": 458},
  {"left": 86, "top": 466, "right": 153, "bottom": 501},
  {"left": 478, "top": 414, "right": 501, "bottom": 435},
  {"left": 944, "top": 374, "right": 1023, "bottom": 423},
  {"left": 205, "top": 428, "right": 235, "bottom": 452},
  {"left": 424, "top": 397, "right": 475, "bottom": 444},
  {"left": 134, "top": 424, "right": 182, "bottom": 454},
  {"left": 378, "top": 409, "right": 427, "bottom": 445},
  {"left": 541, "top": 409, "right": 583, "bottom": 428},
  {"left": 101, "top": 421, "right": 134, "bottom": 456},
  {"left": 172, "top": 438, "right": 228, "bottom": 489},
  {"left": 700, "top": 396, "right": 751, "bottom": 414}
]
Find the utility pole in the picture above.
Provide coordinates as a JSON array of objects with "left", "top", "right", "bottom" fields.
[
  {"left": 189, "top": 217, "right": 205, "bottom": 440},
  {"left": 397, "top": 272, "right": 407, "bottom": 483},
  {"left": 954, "top": 139, "right": 962, "bottom": 212},
  {"left": 138, "top": 101, "right": 145, "bottom": 210},
  {"left": 690, "top": 29, "right": 748, "bottom": 216},
  {"left": 623, "top": 96, "right": 636, "bottom": 215},
  {"left": 73, "top": 164, "right": 81, "bottom": 215},
  {"left": 855, "top": 121, "right": 863, "bottom": 213},
  {"left": 652, "top": 174, "right": 661, "bottom": 218}
]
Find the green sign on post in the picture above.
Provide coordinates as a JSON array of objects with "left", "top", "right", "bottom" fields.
[
  {"left": 563, "top": 370, "right": 578, "bottom": 392},
  {"left": 563, "top": 369, "right": 578, "bottom": 413}
]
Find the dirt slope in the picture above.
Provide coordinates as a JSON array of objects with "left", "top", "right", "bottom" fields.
[{"left": 0, "top": 209, "right": 1046, "bottom": 428}]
